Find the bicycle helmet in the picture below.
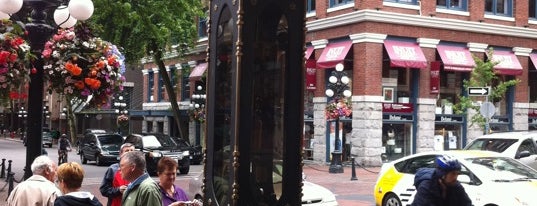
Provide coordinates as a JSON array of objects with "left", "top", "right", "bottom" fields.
[{"left": 435, "top": 155, "right": 461, "bottom": 172}]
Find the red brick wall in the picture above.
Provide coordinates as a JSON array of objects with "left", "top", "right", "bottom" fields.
[
  {"left": 353, "top": 42, "right": 383, "bottom": 95},
  {"left": 515, "top": 56, "right": 529, "bottom": 102},
  {"left": 420, "top": 47, "right": 438, "bottom": 99}
]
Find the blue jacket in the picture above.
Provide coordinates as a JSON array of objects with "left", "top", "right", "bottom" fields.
[
  {"left": 99, "top": 163, "right": 120, "bottom": 206},
  {"left": 411, "top": 168, "right": 472, "bottom": 206}
]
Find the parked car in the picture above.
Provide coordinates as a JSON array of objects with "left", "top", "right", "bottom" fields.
[
  {"left": 42, "top": 131, "right": 53, "bottom": 148},
  {"left": 79, "top": 133, "right": 123, "bottom": 166},
  {"left": 374, "top": 150, "right": 537, "bottom": 206},
  {"left": 172, "top": 137, "right": 202, "bottom": 165},
  {"left": 464, "top": 131, "right": 537, "bottom": 170},
  {"left": 124, "top": 133, "right": 191, "bottom": 175},
  {"left": 188, "top": 160, "right": 338, "bottom": 206}
]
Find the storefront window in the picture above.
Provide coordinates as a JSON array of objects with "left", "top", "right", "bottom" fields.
[
  {"left": 382, "top": 123, "right": 413, "bottom": 162},
  {"left": 434, "top": 124, "right": 463, "bottom": 150},
  {"left": 304, "top": 121, "right": 314, "bottom": 160}
]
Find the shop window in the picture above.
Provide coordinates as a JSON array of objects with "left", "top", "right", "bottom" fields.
[
  {"left": 485, "top": 0, "right": 512, "bottom": 16},
  {"left": 329, "top": 0, "right": 352, "bottom": 8},
  {"left": 529, "top": 70, "right": 537, "bottom": 103},
  {"left": 531, "top": 0, "right": 537, "bottom": 18},
  {"left": 437, "top": 0, "right": 467, "bottom": 11},
  {"left": 307, "top": 0, "right": 316, "bottom": 13},
  {"left": 147, "top": 71, "right": 154, "bottom": 102},
  {"left": 198, "top": 17, "right": 208, "bottom": 38},
  {"left": 146, "top": 121, "right": 153, "bottom": 133},
  {"left": 382, "top": 123, "right": 413, "bottom": 162},
  {"left": 304, "top": 121, "right": 314, "bottom": 160},
  {"left": 434, "top": 125, "right": 463, "bottom": 150},
  {"left": 384, "top": 0, "right": 419, "bottom": 5}
]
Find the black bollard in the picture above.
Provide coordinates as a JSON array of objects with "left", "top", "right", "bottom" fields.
[
  {"left": 350, "top": 157, "right": 358, "bottom": 181},
  {"left": 6, "top": 160, "right": 12, "bottom": 182},
  {"left": 7, "top": 172, "right": 14, "bottom": 198},
  {"left": 0, "top": 158, "right": 5, "bottom": 178}
]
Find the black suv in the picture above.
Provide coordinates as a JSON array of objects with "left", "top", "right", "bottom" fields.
[
  {"left": 79, "top": 133, "right": 123, "bottom": 166},
  {"left": 172, "top": 137, "right": 202, "bottom": 165},
  {"left": 124, "top": 133, "right": 190, "bottom": 175}
]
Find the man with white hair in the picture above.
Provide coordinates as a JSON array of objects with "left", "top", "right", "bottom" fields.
[{"left": 7, "top": 155, "right": 61, "bottom": 206}]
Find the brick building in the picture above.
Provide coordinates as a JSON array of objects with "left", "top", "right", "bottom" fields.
[
  {"left": 140, "top": 1, "right": 537, "bottom": 166},
  {"left": 303, "top": 0, "right": 537, "bottom": 166}
]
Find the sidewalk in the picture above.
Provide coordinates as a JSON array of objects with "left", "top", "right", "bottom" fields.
[{"left": 303, "top": 161, "right": 379, "bottom": 206}]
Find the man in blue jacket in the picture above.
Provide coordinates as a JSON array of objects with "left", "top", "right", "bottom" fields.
[
  {"left": 411, "top": 155, "right": 472, "bottom": 206},
  {"left": 99, "top": 143, "right": 135, "bottom": 206}
]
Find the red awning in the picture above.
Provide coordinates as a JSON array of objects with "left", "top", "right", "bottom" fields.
[
  {"left": 189, "top": 63, "right": 208, "bottom": 81},
  {"left": 436, "top": 45, "right": 475, "bottom": 72},
  {"left": 486, "top": 51, "right": 523, "bottom": 75},
  {"left": 305, "top": 46, "right": 314, "bottom": 60},
  {"left": 384, "top": 40, "right": 427, "bottom": 69},
  {"left": 316, "top": 41, "right": 353, "bottom": 69},
  {"left": 530, "top": 53, "right": 537, "bottom": 69}
]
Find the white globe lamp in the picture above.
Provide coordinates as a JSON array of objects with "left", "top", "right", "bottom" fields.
[
  {"left": 335, "top": 63, "right": 344, "bottom": 71},
  {"left": 68, "top": 0, "right": 94, "bottom": 21},
  {"left": 325, "top": 89, "right": 334, "bottom": 97},
  {"left": 343, "top": 90, "right": 352, "bottom": 97},
  {"left": 0, "top": 0, "right": 23, "bottom": 14},
  {"left": 0, "top": 11, "right": 9, "bottom": 20},
  {"left": 54, "top": 6, "right": 77, "bottom": 28},
  {"left": 341, "top": 76, "right": 350, "bottom": 85},
  {"left": 329, "top": 76, "right": 337, "bottom": 84}
]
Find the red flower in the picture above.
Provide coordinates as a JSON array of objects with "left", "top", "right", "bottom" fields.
[
  {"left": 10, "top": 37, "right": 25, "bottom": 48},
  {"left": 0, "top": 51, "right": 9, "bottom": 64},
  {"left": 65, "top": 62, "right": 82, "bottom": 76},
  {"left": 9, "top": 53, "right": 17, "bottom": 63}
]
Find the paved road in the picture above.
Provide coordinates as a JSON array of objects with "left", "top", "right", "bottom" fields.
[{"left": 0, "top": 137, "right": 377, "bottom": 206}]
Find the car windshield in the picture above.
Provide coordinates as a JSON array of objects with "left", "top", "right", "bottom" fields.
[
  {"left": 98, "top": 135, "right": 123, "bottom": 145},
  {"left": 156, "top": 135, "right": 177, "bottom": 148},
  {"left": 465, "top": 156, "right": 537, "bottom": 181},
  {"left": 143, "top": 135, "right": 163, "bottom": 149},
  {"left": 42, "top": 132, "right": 52, "bottom": 138},
  {"left": 174, "top": 138, "right": 190, "bottom": 147},
  {"left": 465, "top": 138, "right": 518, "bottom": 152}
]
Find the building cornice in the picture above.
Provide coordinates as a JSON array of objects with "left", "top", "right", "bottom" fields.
[{"left": 306, "top": 9, "right": 537, "bottom": 40}]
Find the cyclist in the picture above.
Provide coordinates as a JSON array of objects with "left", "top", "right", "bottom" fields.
[
  {"left": 58, "top": 134, "right": 71, "bottom": 165},
  {"left": 411, "top": 155, "right": 472, "bottom": 206}
]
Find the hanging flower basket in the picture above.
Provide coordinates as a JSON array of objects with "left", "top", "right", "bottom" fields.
[
  {"left": 42, "top": 23, "right": 125, "bottom": 108},
  {"left": 325, "top": 98, "right": 352, "bottom": 121},
  {"left": 117, "top": 114, "right": 129, "bottom": 127},
  {"left": 0, "top": 19, "right": 34, "bottom": 105},
  {"left": 189, "top": 107, "right": 206, "bottom": 123}
]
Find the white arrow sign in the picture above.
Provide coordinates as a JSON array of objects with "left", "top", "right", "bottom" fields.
[{"left": 468, "top": 87, "right": 491, "bottom": 96}]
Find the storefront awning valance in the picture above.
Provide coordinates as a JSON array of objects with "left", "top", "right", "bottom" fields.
[
  {"left": 437, "top": 45, "right": 475, "bottom": 72},
  {"left": 189, "top": 62, "right": 208, "bottom": 81},
  {"left": 384, "top": 40, "right": 427, "bottom": 69},
  {"left": 305, "top": 46, "right": 314, "bottom": 60},
  {"left": 316, "top": 41, "right": 352, "bottom": 69},
  {"left": 486, "top": 50, "right": 522, "bottom": 76}
]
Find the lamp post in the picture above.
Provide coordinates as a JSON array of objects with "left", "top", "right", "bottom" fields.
[
  {"left": 190, "top": 81, "right": 206, "bottom": 144},
  {"left": 325, "top": 63, "right": 351, "bottom": 174},
  {"left": 114, "top": 94, "right": 128, "bottom": 134},
  {"left": 17, "top": 107, "right": 27, "bottom": 140},
  {"left": 1, "top": 0, "right": 94, "bottom": 179},
  {"left": 43, "top": 106, "right": 50, "bottom": 128}
]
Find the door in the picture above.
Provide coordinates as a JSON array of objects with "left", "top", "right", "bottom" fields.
[{"left": 515, "top": 138, "right": 537, "bottom": 170}]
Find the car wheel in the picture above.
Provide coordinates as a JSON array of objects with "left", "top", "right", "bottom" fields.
[
  {"left": 96, "top": 155, "right": 103, "bottom": 166},
  {"left": 179, "top": 166, "right": 190, "bottom": 174},
  {"left": 383, "top": 193, "right": 401, "bottom": 206},
  {"left": 80, "top": 153, "right": 87, "bottom": 164}
]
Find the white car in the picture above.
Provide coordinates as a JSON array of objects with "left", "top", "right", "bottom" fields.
[
  {"left": 374, "top": 150, "right": 537, "bottom": 206},
  {"left": 464, "top": 131, "right": 537, "bottom": 170},
  {"left": 188, "top": 162, "right": 338, "bottom": 206}
]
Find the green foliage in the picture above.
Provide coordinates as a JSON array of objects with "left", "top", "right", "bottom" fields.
[
  {"left": 453, "top": 48, "right": 520, "bottom": 128},
  {"left": 89, "top": 0, "right": 205, "bottom": 64}
]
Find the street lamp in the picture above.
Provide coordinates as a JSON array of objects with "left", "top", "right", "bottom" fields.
[
  {"left": 190, "top": 82, "right": 206, "bottom": 109},
  {"left": 114, "top": 95, "right": 128, "bottom": 115},
  {"left": 17, "top": 107, "right": 27, "bottom": 139},
  {"left": 0, "top": 0, "right": 94, "bottom": 179},
  {"left": 325, "top": 63, "right": 351, "bottom": 173}
]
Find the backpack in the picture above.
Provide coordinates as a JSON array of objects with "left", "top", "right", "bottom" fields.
[{"left": 59, "top": 138, "right": 69, "bottom": 150}]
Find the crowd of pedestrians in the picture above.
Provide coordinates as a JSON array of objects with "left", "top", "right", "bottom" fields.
[{"left": 6, "top": 142, "right": 201, "bottom": 206}]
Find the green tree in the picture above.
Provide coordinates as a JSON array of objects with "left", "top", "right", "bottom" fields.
[
  {"left": 453, "top": 49, "right": 520, "bottom": 129},
  {"left": 89, "top": 0, "right": 205, "bottom": 141}
]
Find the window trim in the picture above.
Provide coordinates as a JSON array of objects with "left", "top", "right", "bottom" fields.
[
  {"left": 436, "top": 0, "right": 468, "bottom": 11},
  {"left": 329, "top": 0, "right": 354, "bottom": 9},
  {"left": 484, "top": 0, "right": 513, "bottom": 17},
  {"left": 147, "top": 71, "right": 154, "bottom": 102}
]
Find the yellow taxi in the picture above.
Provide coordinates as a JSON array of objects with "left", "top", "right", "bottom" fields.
[{"left": 374, "top": 150, "right": 537, "bottom": 206}]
